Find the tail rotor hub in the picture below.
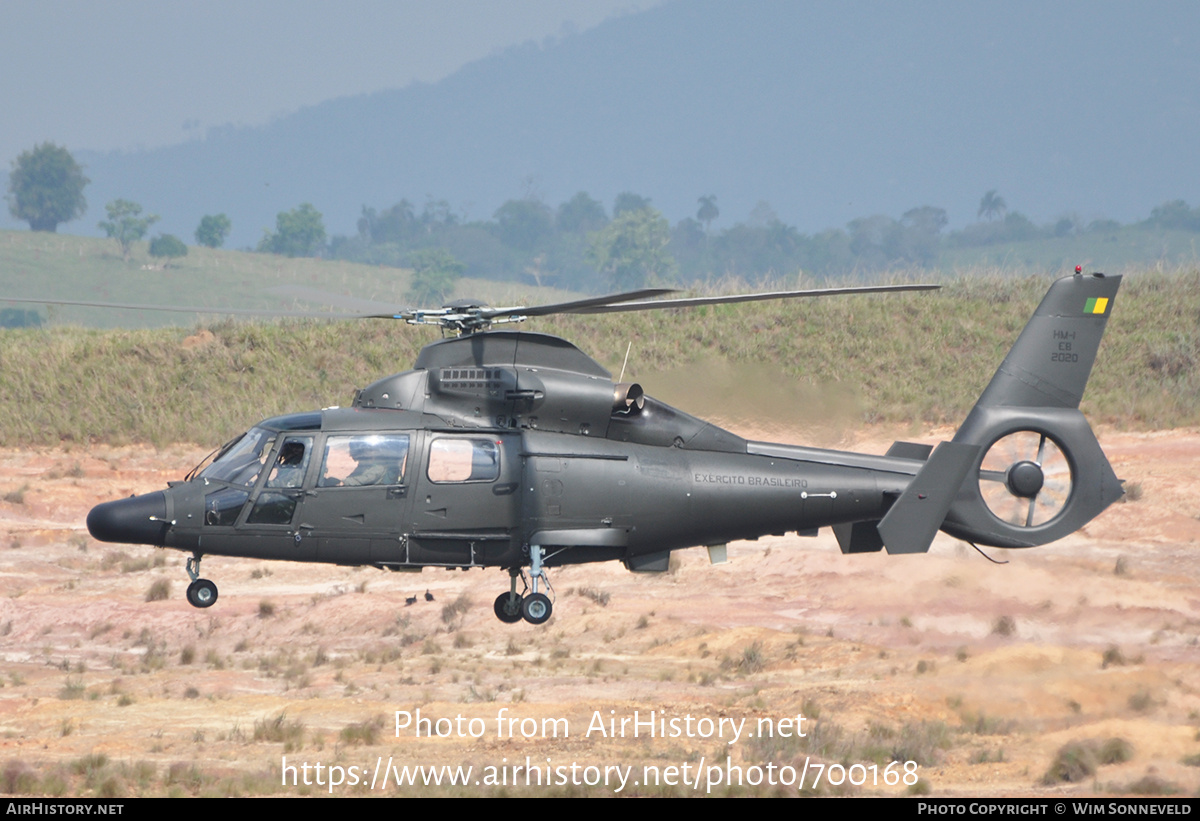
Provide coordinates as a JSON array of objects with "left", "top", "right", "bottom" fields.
[{"left": 1006, "top": 460, "right": 1045, "bottom": 498}]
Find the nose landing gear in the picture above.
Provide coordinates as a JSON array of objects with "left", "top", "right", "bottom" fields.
[{"left": 185, "top": 554, "right": 219, "bottom": 609}]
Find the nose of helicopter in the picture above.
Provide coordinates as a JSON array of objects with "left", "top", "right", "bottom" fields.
[{"left": 87, "top": 491, "right": 170, "bottom": 546}]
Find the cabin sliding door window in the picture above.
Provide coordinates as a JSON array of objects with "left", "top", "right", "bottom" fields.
[{"left": 426, "top": 437, "right": 500, "bottom": 483}]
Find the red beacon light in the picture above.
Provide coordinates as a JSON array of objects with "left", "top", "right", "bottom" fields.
[{"left": 1075, "top": 265, "right": 1083, "bottom": 274}]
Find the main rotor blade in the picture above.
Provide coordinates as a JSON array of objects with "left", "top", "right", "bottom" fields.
[
  {"left": 567, "top": 283, "right": 941, "bottom": 314},
  {"left": 4, "top": 283, "right": 938, "bottom": 326},
  {"left": 0, "top": 296, "right": 373, "bottom": 319},
  {"left": 271, "top": 284, "right": 678, "bottom": 320},
  {"left": 484, "top": 288, "right": 677, "bottom": 319}
]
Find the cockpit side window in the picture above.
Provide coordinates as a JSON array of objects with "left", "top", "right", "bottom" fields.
[
  {"left": 319, "top": 434, "right": 410, "bottom": 488},
  {"left": 265, "top": 437, "right": 313, "bottom": 488},
  {"left": 198, "top": 427, "right": 277, "bottom": 486}
]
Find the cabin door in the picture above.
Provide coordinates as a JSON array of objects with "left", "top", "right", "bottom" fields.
[{"left": 406, "top": 432, "right": 521, "bottom": 566}]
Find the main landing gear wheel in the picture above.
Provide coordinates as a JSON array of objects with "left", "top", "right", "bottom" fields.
[
  {"left": 494, "top": 592, "right": 524, "bottom": 624},
  {"left": 521, "top": 593, "right": 552, "bottom": 625},
  {"left": 186, "top": 578, "right": 218, "bottom": 608}
]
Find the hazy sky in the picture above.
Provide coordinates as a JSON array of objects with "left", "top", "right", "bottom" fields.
[{"left": 1, "top": 0, "right": 658, "bottom": 166}]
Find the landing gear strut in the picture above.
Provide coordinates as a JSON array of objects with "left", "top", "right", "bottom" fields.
[
  {"left": 185, "top": 554, "right": 218, "bottom": 609},
  {"left": 522, "top": 544, "right": 553, "bottom": 624}
]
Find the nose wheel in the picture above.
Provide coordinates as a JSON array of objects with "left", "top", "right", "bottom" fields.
[
  {"left": 184, "top": 554, "right": 219, "bottom": 609},
  {"left": 186, "top": 578, "right": 218, "bottom": 608}
]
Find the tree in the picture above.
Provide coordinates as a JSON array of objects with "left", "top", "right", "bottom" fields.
[
  {"left": 493, "top": 199, "right": 553, "bottom": 251},
  {"left": 897, "top": 206, "right": 949, "bottom": 264},
  {"left": 1147, "top": 200, "right": 1199, "bottom": 231},
  {"left": 0, "top": 308, "right": 42, "bottom": 329},
  {"left": 747, "top": 200, "right": 778, "bottom": 229},
  {"left": 612, "top": 191, "right": 653, "bottom": 217},
  {"left": 258, "top": 203, "right": 326, "bottom": 257},
  {"left": 7, "top": 143, "right": 89, "bottom": 232},
  {"left": 194, "top": 214, "right": 231, "bottom": 248},
  {"left": 149, "top": 234, "right": 188, "bottom": 261},
  {"left": 358, "top": 200, "right": 416, "bottom": 244},
  {"left": 977, "top": 189, "right": 1007, "bottom": 222},
  {"left": 556, "top": 192, "right": 607, "bottom": 234},
  {"left": 99, "top": 199, "right": 159, "bottom": 260},
  {"left": 407, "top": 248, "right": 464, "bottom": 305},
  {"left": 588, "top": 207, "right": 676, "bottom": 290},
  {"left": 696, "top": 194, "right": 719, "bottom": 233}
]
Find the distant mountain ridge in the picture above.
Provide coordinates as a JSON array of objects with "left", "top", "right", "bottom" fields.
[{"left": 6, "top": 0, "right": 1199, "bottom": 249}]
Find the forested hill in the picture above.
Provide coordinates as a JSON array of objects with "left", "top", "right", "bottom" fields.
[{"left": 24, "top": 1, "right": 1200, "bottom": 250}]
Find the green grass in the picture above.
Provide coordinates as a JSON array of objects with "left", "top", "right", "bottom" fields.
[
  {"left": 2, "top": 229, "right": 1198, "bottom": 445},
  {"left": 0, "top": 228, "right": 577, "bottom": 329},
  {"left": 937, "top": 225, "right": 1200, "bottom": 272}
]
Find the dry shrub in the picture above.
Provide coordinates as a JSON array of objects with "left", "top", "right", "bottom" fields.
[
  {"left": 2, "top": 760, "right": 37, "bottom": 794},
  {"left": 145, "top": 579, "right": 171, "bottom": 602},
  {"left": 1042, "top": 738, "right": 1133, "bottom": 785},
  {"left": 441, "top": 593, "right": 471, "bottom": 626},
  {"left": 1124, "top": 774, "right": 1179, "bottom": 795},
  {"left": 990, "top": 615, "right": 1016, "bottom": 637},
  {"left": 577, "top": 586, "right": 611, "bottom": 607},
  {"left": 1042, "top": 741, "right": 1097, "bottom": 784},
  {"left": 340, "top": 715, "right": 385, "bottom": 746}
]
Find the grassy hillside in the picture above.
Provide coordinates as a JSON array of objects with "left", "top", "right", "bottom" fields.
[
  {"left": 936, "top": 226, "right": 1200, "bottom": 273},
  {"left": 2, "top": 244, "right": 1197, "bottom": 446},
  {"left": 0, "top": 230, "right": 575, "bottom": 329}
]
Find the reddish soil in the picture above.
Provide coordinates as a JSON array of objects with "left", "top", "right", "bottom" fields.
[{"left": 1, "top": 426, "right": 1198, "bottom": 797}]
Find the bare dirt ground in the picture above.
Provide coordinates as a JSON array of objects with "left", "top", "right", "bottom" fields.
[{"left": 1, "top": 425, "right": 1198, "bottom": 798}]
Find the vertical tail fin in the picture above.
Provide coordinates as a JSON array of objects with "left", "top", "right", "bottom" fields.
[
  {"left": 942, "top": 273, "right": 1124, "bottom": 548},
  {"left": 976, "top": 272, "right": 1120, "bottom": 409}
]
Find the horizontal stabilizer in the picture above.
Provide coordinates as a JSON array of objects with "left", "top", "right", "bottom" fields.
[
  {"left": 833, "top": 520, "right": 885, "bottom": 554},
  {"left": 878, "top": 442, "right": 980, "bottom": 554}
]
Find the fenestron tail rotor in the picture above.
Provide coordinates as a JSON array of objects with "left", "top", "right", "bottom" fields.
[{"left": 977, "top": 431, "right": 1074, "bottom": 528}]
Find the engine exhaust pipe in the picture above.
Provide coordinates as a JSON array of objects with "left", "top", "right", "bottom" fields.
[{"left": 612, "top": 382, "right": 644, "bottom": 415}]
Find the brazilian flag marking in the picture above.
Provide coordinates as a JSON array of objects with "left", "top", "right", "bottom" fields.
[{"left": 1084, "top": 297, "right": 1109, "bottom": 315}]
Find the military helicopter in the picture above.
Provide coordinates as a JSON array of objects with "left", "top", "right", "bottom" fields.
[{"left": 20, "top": 272, "right": 1123, "bottom": 625}]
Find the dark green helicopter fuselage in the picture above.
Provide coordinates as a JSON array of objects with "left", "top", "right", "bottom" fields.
[{"left": 91, "top": 331, "right": 916, "bottom": 574}]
